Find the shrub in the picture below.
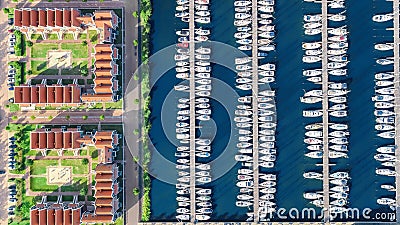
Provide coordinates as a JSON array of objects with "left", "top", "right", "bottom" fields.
[
  {"left": 133, "top": 40, "right": 138, "bottom": 46},
  {"left": 3, "top": 8, "right": 10, "bottom": 14},
  {"left": 132, "top": 11, "right": 138, "bottom": 18},
  {"left": 133, "top": 188, "right": 139, "bottom": 196},
  {"left": 134, "top": 99, "right": 139, "bottom": 104},
  {"left": 12, "top": 115, "right": 18, "bottom": 120},
  {"left": 133, "top": 129, "right": 139, "bottom": 135},
  {"left": 80, "top": 186, "right": 88, "bottom": 195},
  {"left": 30, "top": 115, "right": 36, "bottom": 120},
  {"left": 26, "top": 159, "right": 33, "bottom": 166},
  {"left": 48, "top": 115, "right": 53, "bottom": 120},
  {"left": 65, "top": 115, "right": 70, "bottom": 120},
  {"left": 26, "top": 41, "right": 33, "bottom": 47},
  {"left": 99, "top": 115, "right": 105, "bottom": 121},
  {"left": 82, "top": 40, "right": 88, "bottom": 46},
  {"left": 82, "top": 158, "right": 89, "bottom": 165},
  {"left": 82, "top": 115, "right": 88, "bottom": 120}
]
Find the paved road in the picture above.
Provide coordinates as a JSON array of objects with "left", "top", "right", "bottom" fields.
[{"left": 8, "top": 110, "right": 123, "bottom": 124}]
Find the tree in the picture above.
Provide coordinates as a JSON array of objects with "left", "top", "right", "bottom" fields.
[
  {"left": 27, "top": 70, "right": 33, "bottom": 75},
  {"left": 30, "top": 115, "right": 36, "bottom": 120},
  {"left": 80, "top": 186, "right": 88, "bottom": 196},
  {"left": 81, "top": 68, "right": 88, "bottom": 77},
  {"left": 134, "top": 99, "right": 139, "bottom": 104},
  {"left": 11, "top": 116, "right": 17, "bottom": 120},
  {"left": 26, "top": 159, "right": 33, "bottom": 166},
  {"left": 48, "top": 115, "right": 53, "bottom": 120},
  {"left": 99, "top": 115, "right": 105, "bottom": 121},
  {"left": 133, "top": 129, "right": 139, "bottom": 135},
  {"left": 132, "top": 11, "right": 139, "bottom": 18},
  {"left": 26, "top": 41, "right": 33, "bottom": 47},
  {"left": 133, "top": 40, "right": 138, "bottom": 46},
  {"left": 2, "top": 8, "right": 10, "bottom": 14},
  {"left": 82, "top": 158, "right": 89, "bottom": 165},
  {"left": 82, "top": 115, "right": 88, "bottom": 120},
  {"left": 82, "top": 40, "right": 88, "bottom": 46},
  {"left": 65, "top": 115, "right": 70, "bottom": 120},
  {"left": 133, "top": 188, "right": 139, "bottom": 196}
]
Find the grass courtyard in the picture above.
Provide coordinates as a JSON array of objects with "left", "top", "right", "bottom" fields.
[
  {"left": 61, "top": 159, "right": 89, "bottom": 175},
  {"left": 30, "top": 177, "right": 59, "bottom": 192},
  {"left": 30, "top": 160, "right": 58, "bottom": 175}
]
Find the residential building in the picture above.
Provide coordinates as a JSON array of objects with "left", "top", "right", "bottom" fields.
[{"left": 13, "top": 84, "right": 81, "bottom": 107}]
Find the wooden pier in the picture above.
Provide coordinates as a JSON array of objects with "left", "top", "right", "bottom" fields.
[
  {"left": 251, "top": 0, "right": 260, "bottom": 221},
  {"left": 188, "top": 0, "right": 196, "bottom": 222},
  {"left": 320, "top": 0, "right": 330, "bottom": 222},
  {"left": 392, "top": 0, "right": 400, "bottom": 222}
]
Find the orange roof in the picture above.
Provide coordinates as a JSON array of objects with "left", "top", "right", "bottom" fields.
[
  {"left": 81, "top": 214, "right": 113, "bottom": 223},
  {"left": 14, "top": 9, "right": 22, "bottom": 27},
  {"left": 22, "top": 10, "right": 30, "bottom": 27},
  {"left": 31, "top": 208, "right": 39, "bottom": 225},
  {"left": 14, "top": 84, "right": 81, "bottom": 106}
]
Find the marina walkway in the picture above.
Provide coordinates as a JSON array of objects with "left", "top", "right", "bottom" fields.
[
  {"left": 392, "top": 0, "right": 400, "bottom": 222},
  {"left": 188, "top": 0, "right": 197, "bottom": 222},
  {"left": 251, "top": 0, "right": 260, "bottom": 221},
  {"left": 320, "top": 0, "right": 330, "bottom": 222}
]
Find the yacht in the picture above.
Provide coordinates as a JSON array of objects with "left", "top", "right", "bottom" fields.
[
  {"left": 195, "top": 29, "right": 211, "bottom": 36},
  {"left": 176, "top": 5, "right": 189, "bottom": 11},
  {"left": 376, "top": 80, "right": 394, "bottom": 87},
  {"left": 236, "top": 201, "right": 252, "bottom": 207},
  {"left": 196, "top": 171, "right": 210, "bottom": 176},
  {"left": 260, "top": 174, "right": 277, "bottom": 180},
  {"left": 304, "top": 22, "right": 322, "bottom": 29},
  {"left": 238, "top": 169, "right": 252, "bottom": 175},
  {"left": 235, "top": 154, "right": 252, "bottom": 161},
  {"left": 376, "top": 168, "right": 396, "bottom": 176},
  {"left": 330, "top": 172, "right": 349, "bottom": 179},
  {"left": 330, "top": 179, "right": 348, "bottom": 186},
  {"left": 196, "top": 91, "right": 211, "bottom": 97},
  {"left": 329, "top": 69, "right": 347, "bottom": 76},
  {"left": 329, "top": 151, "right": 347, "bottom": 159},
  {"left": 328, "top": 35, "right": 347, "bottom": 42},
  {"left": 303, "top": 192, "right": 323, "bottom": 200},
  {"left": 234, "top": 19, "right": 252, "bottom": 26},
  {"left": 377, "top": 198, "right": 396, "bottom": 205},
  {"left": 197, "top": 115, "right": 210, "bottom": 121},
  {"left": 381, "top": 184, "right": 395, "bottom": 191},
  {"left": 376, "top": 145, "right": 396, "bottom": 154},
  {"left": 329, "top": 97, "right": 347, "bottom": 103},
  {"left": 260, "top": 154, "right": 276, "bottom": 162},
  {"left": 329, "top": 55, "right": 348, "bottom": 62},
  {"left": 260, "top": 161, "right": 274, "bottom": 168},
  {"left": 303, "top": 56, "right": 322, "bottom": 63},
  {"left": 258, "top": 45, "right": 276, "bottom": 51},
  {"left": 382, "top": 162, "right": 396, "bottom": 167},
  {"left": 330, "top": 145, "right": 348, "bottom": 152},
  {"left": 305, "top": 131, "right": 323, "bottom": 138},
  {"left": 237, "top": 181, "right": 254, "bottom": 188},
  {"left": 259, "top": 25, "right": 275, "bottom": 31},
  {"left": 374, "top": 154, "right": 396, "bottom": 162},
  {"left": 235, "top": 31, "right": 251, "bottom": 39},
  {"left": 375, "top": 110, "right": 395, "bottom": 117},
  {"left": 197, "top": 202, "right": 212, "bottom": 207},
  {"left": 329, "top": 42, "right": 348, "bottom": 49},
  {"left": 329, "top": 1, "right": 345, "bottom": 8},
  {"left": 197, "top": 177, "right": 212, "bottom": 183},
  {"left": 310, "top": 199, "right": 324, "bottom": 208},
  {"left": 330, "top": 110, "right": 347, "bottom": 117},
  {"left": 331, "top": 186, "right": 349, "bottom": 193},
  {"left": 259, "top": 31, "right": 275, "bottom": 38},
  {"left": 197, "top": 208, "right": 213, "bottom": 214},
  {"left": 259, "top": 63, "right": 276, "bottom": 70},
  {"left": 260, "top": 194, "right": 275, "bottom": 200},
  {"left": 305, "top": 123, "right": 323, "bottom": 130},
  {"left": 260, "top": 188, "right": 276, "bottom": 194},
  {"left": 304, "top": 138, "right": 323, "bottom": 144},
  {"left": 305, "top": 151, "right": 323, "bottom": 158},
  {"left": 259, "top": 77, "right": 275, "bottom": 83},
  {"left": 196, "top": 189, "right": 212, "bottom": 195},
  {"left": 234, "top": 0, "right": 252, "bottom": 6},
  {"left": 238, "top": 194, "right": 253, "bottom": 201},
  {"left": 376, "top": 58, "right": 394, "bottom": 65},
  {"left": 304, "top": 14, "right": 322, "bottom": 22},
  {"left": 258, "top": 6, "right": 274, "bottom": 13},
  {"left": 235, "top": 6, "right": 251, "bottom": 12},
  {"left": 303, "top": 110, "right": 323, "bottom": 117},
  {"left": 372, "top": 14, "right": 394, "bottom": 22},
  {"left": 330, "top": 123, "right": 348, "bottom": 130},
  {"left": 302, "top": 42, "right": 321, "bottom": 50},
  {"left": 307, "top": 145, "right": 323, "bottom": 150},
  {"left": 329, "top": 138, "right": 348, "bottom": 144},
  {"left": 303, "top": 172, "right": 323, "bottom": 179},
  {"left": 195, "top": 17, "right": 211, "bottom": 24},
  {"left": 330, "top": 192, "right": 348, "bottom": 199},
  {"left": 305, "top": 28, "right": 322, "bottom": 35},
  {"left": 376, "top": 116, "right": 394, "bottom": 124},
  {"left": 175, "top": 152, "right": 189, "bottom": 158},
  {"left": 305, "top": 49, "right": 323, "bottom": 56},
  {"left": 372, "top": 95, "right": 395, "bottom": 102},
  {"left": 328, "top": 49, "right": 347, "bottom": 56},
  {"left": 375, "top": 88, "right": 394, "bottom": 95},
  {"left": 259, "top": 90, "right": 276, "bottom": 96},
  {"left": 328, "top": 14, "right": 346, "bottom": 22},
  {"left": 375, "top": 43, "right": 394, "bottom": 51},
  {"left": 303, "top": 69, "right": 322, "bottom": 76},
  {"left": 195, "top": 215, "right": 210, "bottom": 221},
  {"left": 196, "top": 164, "right": 210, "bottom": 170},
  {"left": 375, "top": 72, "right": 394, "bottom": 80},
  {"left": 329, "top": 131, "right": 349, "bottom": 138},
  {"left": 176, "top": 214, "right": 190, "bottom": 221},
  {"left": 328, "top": 27, "right": 348, "bottom": 36},
  {"left": 300, "top": 97, "right": 322, "bottom": 104},
  {"left": 378, "top": 131, "right": 395, "bottom": 139},
  {"left": 259, "top": 70, "right": 275, "bottom": 76}
]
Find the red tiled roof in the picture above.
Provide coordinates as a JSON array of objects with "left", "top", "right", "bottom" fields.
[
  {"left": 14, "top": 9, "right": 22, "bottom": 27},
  {"left": 14, "top": 84, "right": 81, "bottom": 106}
]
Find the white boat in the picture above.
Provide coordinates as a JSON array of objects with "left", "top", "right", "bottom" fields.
[
  {"left": 329, "top": 138, "right": 348, "bottom": 144},
  {"left": 378, "top": 131, "right": 395, "bottom": 139},
  {"left": 331, "top": 186, "right": 349, "bottom": 193},
  {"left": 303, "top": 172, "right": 323, "bottom": 179},
  {"left": 260, "top": 188, "right": 276, "bottom": 194},
  {"left": 303, "top": 192, "right": 323, "bottom": 200},
  {"left": 196, "top": 164, "right": 210, "bottom": 170},
  {"left": 377, "top": 198, "right": 396, "bottom": 205},
  {"left": 259, "top": 63, "right": 276, "bottom": 70},
  {"left": 329, "top": 83, "right": 347, "bottom": 89},
  {"left": 302, "top": 42, "right": 321, "bottom": 50},
  {"left": 303, "top": 22, "right": 322, "bottom": 29},
  {"left": 304, "top": 14, "right": 322, "bottom": 22},
  {"left": 305, "top": 131, "right": 323, "bottom": 138},
  {"left": 258, "top": 45, "right": 275, "bottom": 52},
  {"left": 195, "top": 11, "right": 210, "bottom": 17},
  {"left": 330, "top": 110, "right": 347, "bottom": 118},
  {"left": 372, "top": 95, "right": 394, "bottom": 102},
  {"left": 329, "top": 97, "right": 347, "bottom": 103},
  {"left": 328, "top": 35, "right": 347, "bottom": 42},
  {"left": 300, "top": 97, "right": 322, "bottom": 104},
  {"left": 374, "top": 154, "right": 396, "bottom": 162},
  {"left": 376, "top": 116, "right": 395, "bottom": 124},
  {"left": 258, "top": 25, "right": 275, "bottom": 31},
  {"left": 195, "top": 17, "right": 211, "bottom": 24},
  {"left": 328, "top": 14, "right": 346, "bottom": 22},
  {"left": 196, "top": 171, "right": 210, "bottom": 177},
  {"left": 305, "top": 151, "right": 323, "bottom": 158},
  {"left": 260, "top": 161, "right": 274, "bottom": 168},
  {"left": 236, "top": 201, "right": 252, "bottom": 207},
  {"left": 332, "top": 199, "right": 347, "bottom": 207},
  {"left": 260, "top": 174, "right": 276, "bottom": 181},
  {"left": 375, "top": 72, "right": 394, "bottom": 80},
  {"left": 376, "top": 168, "right": 396, "bottom": 176},
  {"left": 330, "top": 145, "right": 348, "bottom": 152},
  {"left": 372, "top": 14, "right": 393, "bottom": 22},
  {"left": 375, "top": 43, "right": 394, "bottom": 51},
  {"left": 305, "top": 28, "right": 322, "bottom": 35},
  {"left": 259, "top": 31, "right": 275, "bottom": 38},
  {"left": 259, "top": 77, "right": 275, "bottom": 83},
  {"left": 260, "top": 194, "right": 275, "bottom": 200},
  {"left": 303, "top": 110, "right": 323, "bottom": 117},
  {"left": 195, "top": 215, "right": 210, "bottom": 221},
  {"left": 375, "top": 88, "right": 394, "bottom": 96},
  {"left": 308, "top": 145, "right": 323, "bottom": 151},
  {"left": 235, "top": 154, "right": 252, "bottom": 161},
  {"left": 234, "top": 19, "right": 252, "bottom": 26},
  {"left": 375, "top": 110, "right": 395, "bottom": 117},
  {"left": 329, "top": 42, "right": 348, "bottom": 49},
  {"left": 196, "top": 208, "right": 213, "bottom": 214},
  {"left": 376, "top": 58, "right": 394, "bottom": 65},
  {"left": 381, "top": 184, "right": 395, "bottom": 191},
  {"left": 303, "top": 69, "right": 322, "bottom": 77},
  {"left": 237, "top": 181, "right": 254, "bottom": 188},
  {"left": 305, "top": 49, "right": 323, "bottom": 56},
  {"left": 258, "top": 6, "right": 274, "bottom": 13},
  {"left": 376, "top": 80, "right": 394, "bottom": 87},
  {"left": 197, "top": 202, "right": 212, "bottom": 207},
  {"left": 330, "top": 192, "right": 348, "bottom": 199},
  {"left": 330, "top": 123, "right": 348, "bottom": 130},
  {"left": 329, "top": 55, "right": 348, "bottom": 62},
  {"left": 196, "top": 91, "right": 210, "bottom": 97},
  {"left": 197, "top": 177, "right": 212, "bottom": 183},
  {"left": 329, "top": 131, "right": 349, "bottom": 138},
  {"left": 328, "top": 27, "right": 348, "bottom": 36},
  {"left": 304, "top": 89, "right": 323, "bottom": 97},
  {"left": 176, "top": 214, "right": 190, "bottom": 221},
  {"left": 196, "top": 189, "right": 211, "bottom": 195},
  {"left": 376, "top": 145, "right": 396, "bottom": 154},
  {"left": 237, "top": 194, "right": 253, "bottom": 200},
  {"left": 305, "top": 123, "right": 323, "bottom": 130},
  {"left": 330, "top": 172, "right": 349, "bottom": 179},
  {"left": 259, "top": 154, "right": 276, "bottom": 162},
  {"left": 328, "top": 62, "right": 348, "bottom": 69},
  {"left": 304, "top": 138, "right": 322, "bottom": 144}
]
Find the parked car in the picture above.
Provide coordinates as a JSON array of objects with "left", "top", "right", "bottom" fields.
[
  {"left": 8, "top": 198, "right": 16, "bottom": 203},
  {"left": 7, "top": 83, "right": 14, "bottom": 87},
  {"left": 8, "top": 42, "right": 15, "bottom": 47},
  {"left": 8, "top": 164, "right": 15, "bottom": 170},
  {"left": 8, "top": 211, "right": 15, "bottom": 216},
  {"left": 8, "top": 185, "right": 16, "bottom": 190},
  {"left": 9, "top": 136, "right": 15, "bottom": 141},
  {"left": 8, "top": 206, "right": 15, "bottom": 211},
  {"left": 9, "top": 144, "right": 17, "bottom": 148},
  {"left": 8, "top": 86, "right": 14, "bottom": 91},
  {"left": 8, "top": 98, "right": 14, "bottom": 103},
  {"left": 7, "top": 78, "right": 15, "bottom": 83},
  {"left": 7, "top": 18, "right": 13, "bottom": 25}
]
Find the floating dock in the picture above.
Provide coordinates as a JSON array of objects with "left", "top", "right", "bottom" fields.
[
  {"left": 188, "top": 0, "right": 196, "bottom": 222},
  {"left": 251, "top": 0, "right": 260, "bottom": 221},
  {"left": 320, "top": 0, "right": 330, "bottom": 222}
]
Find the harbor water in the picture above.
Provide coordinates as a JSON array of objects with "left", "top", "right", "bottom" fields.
[{"left": 148, "top": 0, "right": 396, "bottom": 222}]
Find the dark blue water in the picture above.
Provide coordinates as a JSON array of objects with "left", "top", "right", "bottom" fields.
[{"left": 148, "top": 0, "right": 394, "bottom": 222}]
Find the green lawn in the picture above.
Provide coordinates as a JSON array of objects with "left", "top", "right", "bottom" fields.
[
  {"left": 92, "top": 162, "right": 98, "bottom": 171},
  {"left": 61, "top": 60, "right": 88, "bottom": 75},
  {"left": 61, "top": 43, "right": 88, "bottom": 58},
  {"left": 79, "top": 33, "right": 87, "bottom": 40},
  {"left": 48, "top": 34, "right": 59, "bottom": 40},
  {"left": 30, "top": 34, "right": 43, "bottom": 41},
  {"left": 47, "top": 151, "right": 59, "bottom": 156},
  {"left": 30, "top": 160, "right": 58, "bottom": 175},
  {"left": 61, "top": 177, "right": 87, "bottom": 192},
  {"left": 63, "top": 34, "right": 74, "bottom": 40},
  {"left": 80, "top": 149, "right": 88, "bottom": 156},
  {"left": 63, "top": 150, "right": 75, "bottom": 156},
  {"left": 31, "top": 43, "right": 59, "bottom": 58},
  {"left": 61, "top": 159, "right": 88, "bottom": 175},
  {"left": 30, "top": 177, "right": 59, "bottom": 192},
  {"left": 30, "top": 60, "right": 58, "bottom": 75},
  {"left": 89, "top": 30, "right": 98, "bottom": 44}
]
